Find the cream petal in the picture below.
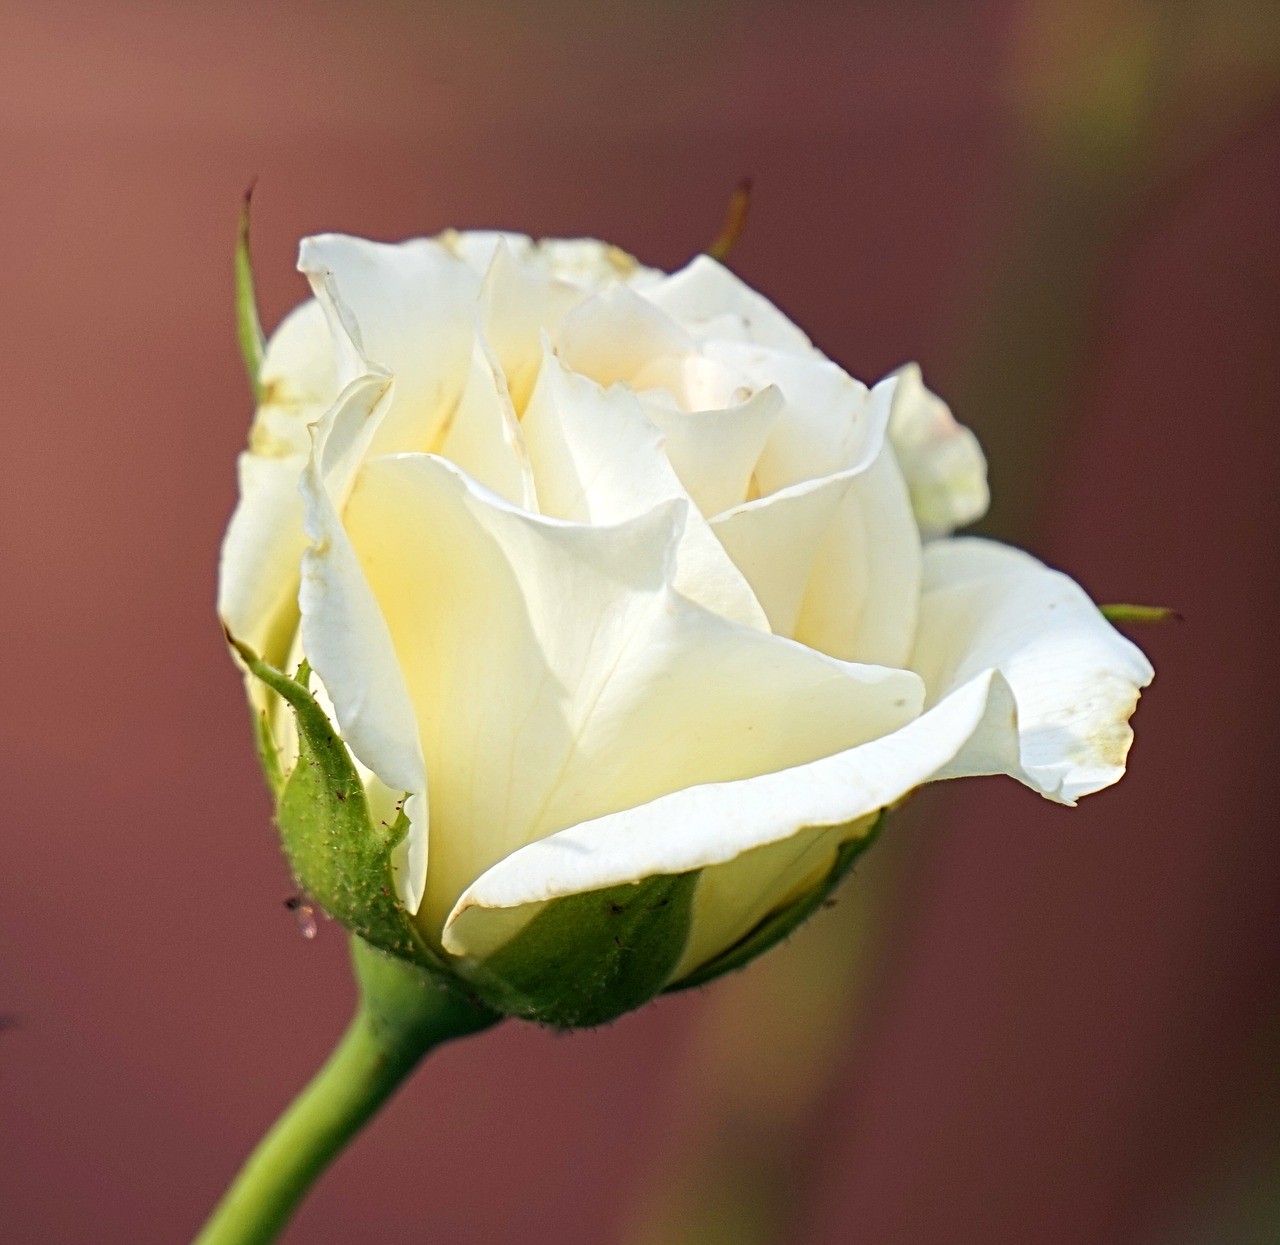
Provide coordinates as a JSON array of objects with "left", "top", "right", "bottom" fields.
[
  {"left": 555, "top": 283, "right": 696, "bottom": 389},
  {"left": 792, "top": 442, "right": 921, "bottom": 667},
  {"left": 442, "top": 667, "right": 1009, "bottom": 959},
  {"left": 297, "top": 234, "right": 480, "bottom": 456},
  {"left": 217, "top": 299, "right": 339, "bottom": 663},
  {"left": 477, "top": 238, "right": 590, "bottom": 414},
  {"left": 911, "top": 538, "right": 1154, "bottom": 803},
  {"left": 888, "top": 363, "right": 989, "bottom": 537},
  {"left": 337, "top": 454, "right": 923, "bottom": 944},
  {"left": 711, "top": 472, "right": 851, "bottom": 640},
  {"left": 442, "top": 230, "right": 660, "bottom": 288},
  {"left": 339, "top": 456, "right": 678, "bottom": 937},
  {"left": 249, "top": 299, "right": 339, "bottom": 457},
  {"left": 218, "top": 450, "right": 307, "bottom": 668},
  {"left": 711, "top": 377, "right": 922, "bottom": 665},
  {"left": 438, "top": 229, "right": 535, "bottom": 274},
  {"left": 673, "top": 818, "right": 862, "bottom": 978},
  {"left": 296, "top": 377, "right": 430, "bottom": 912},
  {"left": 534, "top": 237, "right": 660, "bottom": 288},
  {"left": 648, "top": 254, "right": 815, "bottom": 355},
  {"left": 638, "top": 385, "right": 783, "bottom": 518},
  {"left": 436, "top": 326, "right": 536, "bottom": 510},
  {"left": 521, "top": 349, "right": 767, "bottom": 629},
  {"left": 310, "top": 362, "right": 394, "bottom": 504},
  {"left": 558, "top": 284, "right": 758, "bottom": 412},
  {"left": 709, "top": 341, "right": 878, "bottom": 493}
]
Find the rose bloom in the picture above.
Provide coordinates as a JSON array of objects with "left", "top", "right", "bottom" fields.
[{"left": 219, "top": 232, "right": 1151, "bottom": 1004}]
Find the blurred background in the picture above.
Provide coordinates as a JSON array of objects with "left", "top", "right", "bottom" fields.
[{"left": 2, "top": 1, "right": 1278, "bottom": 1241}]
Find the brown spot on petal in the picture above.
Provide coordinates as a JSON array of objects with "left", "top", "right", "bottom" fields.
[{"left": 1071, "top": 681, "right": 1142, "bottom": 772}]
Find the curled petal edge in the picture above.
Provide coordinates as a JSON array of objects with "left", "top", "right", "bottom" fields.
[
  {"left": 913, "top": 537, "right": 1154, "bottom": 805},
  {"left": 442, "top": 666, "right": 1018, "bottom": 956}
]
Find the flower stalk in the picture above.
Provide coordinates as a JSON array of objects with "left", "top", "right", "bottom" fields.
[{"left": 193, "top": 938, "right": 500, "bottom": 1245}]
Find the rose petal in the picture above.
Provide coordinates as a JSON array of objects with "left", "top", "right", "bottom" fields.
[
  {"left": 639, "top": 384, "right": 783, "bottom": 518},
  {"left": 477, "top": 238, "right": 590, "bottom": 413},
  {"left": 709, "top": 341, "right": 876, "bottom": 492},
  {"left": 249, "top": 299, "right": 339, "bottom": 457},
  {"left": 792, "top": 442, "right": 921, "bottom": 667},
  {"left": 298, "top": 234, "right": 480, "bottom": 456},
  {"left": 911, "top": 537, "right": 1154, "bottom": 802},
  {"left": 555, "top": 283, "right": 751, "bottom": 413},
  {"left": 534, "top": 237, "right": 660, "bottom": 288},
  {"left": 218, "top": 451, "right": 307, "bottom": 667},
  {"left": 438, "top": 229, "right": 537, "bottom": 274},
  {"left": 337, "top": 454, "right": 923, "bottom": 942},
  {"left": 711, "top": 471, "right": 852, "bottom": 640},
  {"left": 217, "top": 300, "right": 337, "bottom": 662},
  {"left": 442, "top": 667, "right": 1008, "bottom": 959},
  {"left": 672, "top": 818, "right": 863, "bottom": 977},
  {"left": 556, "top": 283, "right": 695, "bottom": 387},
  {"left": 712, "top": 376, "right": 922, "bottom": 665},
  {"left": 439, "top": 230, "right": 660, "bottom": 290},
  {"left": 522, "top": 347, "right": 768, "bottom": 629},
  {"left": 436, "top": 324, "right": 537, "bottom": 510},
  {"left": 648, "top": 254, "right": 815, "bottom": 355}
]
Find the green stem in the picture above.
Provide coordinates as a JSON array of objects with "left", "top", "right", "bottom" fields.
[{"left": 193, "top": 937, "right": 501, "bottom": 1245}]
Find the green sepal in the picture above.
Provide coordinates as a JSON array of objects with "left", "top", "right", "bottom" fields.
[
  {"left": 1100, "top": 602, "right": 1180, "bottom": 624},
  {"left": 251, "top": 703, "right": 286, "bottom": 799},
  {"left": 226, "top": 632, "right": 447, "bottom": 976},
  {"left": 666, "top": 811, "right": 887, "bottom": 994},
  {"left": 236, "top": 182, "right": 265, "bottom": 403},
  {"left": 464, "top": 871, "right": 699, "bottom": 1029}
]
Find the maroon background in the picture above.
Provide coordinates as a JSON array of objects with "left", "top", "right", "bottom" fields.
[{"left": 2, "top": 3, "right": 1277, "bottom": 1242}]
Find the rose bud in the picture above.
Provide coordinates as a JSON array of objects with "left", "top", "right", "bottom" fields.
[{"left": 219, "top": 232, "right": 1151, "bottom": 1027}]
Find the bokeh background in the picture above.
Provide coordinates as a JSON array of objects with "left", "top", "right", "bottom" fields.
[{"left": 2, "top": 1, "right": 1278, "bottom": 1241}]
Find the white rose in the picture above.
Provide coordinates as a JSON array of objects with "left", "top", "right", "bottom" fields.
[{"left": 219, "top": 230, "right": 1152, "bottom": 1024}]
